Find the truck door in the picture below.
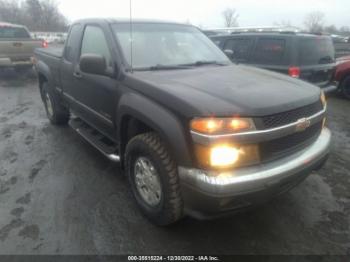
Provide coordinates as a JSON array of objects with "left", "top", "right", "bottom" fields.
[
  {"left": 60, "top": 23, "right": 83, "bottom": 112},
  {"left": 71, "top": 24, "right": 118, "bottom": 140}
]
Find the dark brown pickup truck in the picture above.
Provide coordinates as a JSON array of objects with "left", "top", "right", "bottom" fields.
[{"left": 34, "top": 18, "right": 331, "bottom": 226}]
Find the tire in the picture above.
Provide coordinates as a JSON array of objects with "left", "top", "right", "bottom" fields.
[
  {"left": 340, "top": 76, "right": 350, "bottom": 100},
  {"left": 41, "top": 82, "right": 70, "bottom": 125},
  {"left": 125, "top": 132, "right": 184, "bottom": 226}
]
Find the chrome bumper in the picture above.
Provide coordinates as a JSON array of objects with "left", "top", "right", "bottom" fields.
[
  {"left": 0, "top": 57, "right": 33, "bottom": 68},
  {"left": 179, "top": 128, "right": 331, "bottom": 197},
  {"left": 321, "top": 84, "right": 337, "bottom": 94}
]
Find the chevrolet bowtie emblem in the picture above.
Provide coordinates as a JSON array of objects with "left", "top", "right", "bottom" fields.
[{"left": 295, "top": 118, "right": 311, "bottom": 132}]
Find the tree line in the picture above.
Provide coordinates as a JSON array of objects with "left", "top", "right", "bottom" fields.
[
  {"left": 222, "top": 8, "right": 350, "bottom": 36},
  {"left": 0, "top": 0, "right": 67, "bottom": 32}
]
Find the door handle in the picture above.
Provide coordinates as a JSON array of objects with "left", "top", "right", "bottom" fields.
[{"left": 73, "top": 71, "right": 82, "bottom": 79}]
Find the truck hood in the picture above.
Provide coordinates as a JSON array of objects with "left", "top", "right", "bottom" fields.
[{"left": 126, "top": 64, "right": 321, "bottom": 118}]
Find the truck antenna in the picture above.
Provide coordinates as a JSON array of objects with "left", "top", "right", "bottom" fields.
[{"left": 129, "top": 0, "right": 133, "bottom": 73}]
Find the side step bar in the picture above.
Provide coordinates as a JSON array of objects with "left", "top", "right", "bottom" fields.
[{"left": 69, "top": 118, "right": 120, "bottom": 162}]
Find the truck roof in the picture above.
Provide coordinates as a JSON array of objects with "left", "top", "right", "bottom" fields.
[
  {"left": 0, "top": 22, "right": 25, "bottom": 28},
  {"left": 73, "top": 18, "right": 189, "bottom": 26},
  {"left": 210, "top": 32, "right": 332, "bottom": 39}
]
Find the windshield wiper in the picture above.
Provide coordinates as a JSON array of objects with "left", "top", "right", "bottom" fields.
[
  {"left": 318, "top": 56, "right": 334, "bottom": 64},
  {"left": 182, "top": 60, "right": 228, "bottom": 67},
  {"left": 147, "top": 64, "right": 192, "bottom": 71}
]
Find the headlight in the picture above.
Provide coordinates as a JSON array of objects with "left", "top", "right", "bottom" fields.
[
  {"left": 190, "top": 117, "right": 255, "bottom": 135},
  {"left": 320, "top": 91, "right": 327, "bottom": 108},
  {"left": 195, "top": 143, "right": 260, "bottom": 170}
]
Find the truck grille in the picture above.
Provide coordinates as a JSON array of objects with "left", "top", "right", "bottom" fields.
[
  {"left": 260, "top": 121, "right": 323, "bottom": 162},
  {"left": 260, "top": 101, "right": 323, "bottom": 129}
]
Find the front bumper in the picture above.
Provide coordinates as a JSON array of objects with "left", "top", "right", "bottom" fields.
[
  {"left": 319, "top": 83, "right": 338, "bottom": 94},
  {"left": 178, "top": 128, "right": 331, "bottom": 219}
]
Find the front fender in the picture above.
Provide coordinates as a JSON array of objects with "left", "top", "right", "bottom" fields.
[{"left": 117, "top": 92, "right": 193, "bottom": 167}]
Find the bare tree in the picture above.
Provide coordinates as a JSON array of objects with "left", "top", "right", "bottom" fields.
[
  {"left": 304, "top": 11, "right": 325, "bottom": 33},
  {"left": 0, "top": 0, "right": 24, "bottom": 25},
  {"left": 39, "top": 0, "right": 67, "bottom": 31},
  {"left": 0, "top": 0, "right": 67, "bottom": 31},
  {"left": 339, "top": 26, "right": 350, "bottom": 36},
  {"left": 222, "top": 8, "right": 239, "bottom": 27},
  {"left": 324, "top": 25, "right": 338, "bottom": 34},
  {"left": 273, "top": 20, "right": 293, "bottom": 27}
]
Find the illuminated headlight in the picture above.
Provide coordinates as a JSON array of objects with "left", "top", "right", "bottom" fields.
[
  {"left": 320, "top": 91, "right": 327, "bottom": 108},
  {"left": 195, "top": 144, "right": 260, "bottom": 170},
  {"left": 190, "top": 117, "right": 255, "bottom": 135}
]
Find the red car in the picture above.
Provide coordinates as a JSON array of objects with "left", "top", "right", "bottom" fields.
[{"left": 335, "top": 55, "right": 350, "bottom": 99}]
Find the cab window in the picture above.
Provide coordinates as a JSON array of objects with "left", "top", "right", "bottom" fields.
[
  {"left": 253, "top": 38, "right": 286, "bottom": 64},
  {"left": 81, "top": 26, "right": 112, "bottom": 66}
]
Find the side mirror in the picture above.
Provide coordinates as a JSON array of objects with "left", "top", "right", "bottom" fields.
[
  {"left": 80, "top": 54, "right": 108, "bottom": 76},
  {"left": 224, "top": 49, "right": 234, "bottom": 59}
]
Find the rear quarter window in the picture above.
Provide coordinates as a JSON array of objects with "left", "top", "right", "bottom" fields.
[
  {"left": 64, "top": 24, "right": 82, "bottom": 62},
  {"left": 0, "top": 27, "right": 30, "bottom": 39},
  {"left": 252, "top": 38, "right": 286, "bottom": 64},
  {"left": 298, "top": 37, "right": 335, "bottom": 65},
  {"left": 223, "top": 38, "right": 253, "bottom": 61}
]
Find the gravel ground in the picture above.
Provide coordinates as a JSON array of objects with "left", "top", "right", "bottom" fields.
[{"left": 0, "top": 71, "right": 349, "bottom": 255}]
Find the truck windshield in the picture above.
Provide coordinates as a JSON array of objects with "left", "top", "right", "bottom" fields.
[
  {"left": 0, "top": 26, "right": 31, "bottom": 39},
  {"left": 299, "top": 37, "right": 335, "bottom": 65},
  {"left": 113, "top": 23, "right": 230, "bottom": 70}
]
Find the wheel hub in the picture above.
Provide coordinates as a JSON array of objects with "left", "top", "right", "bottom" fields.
[
  {"left": 134, "top": 157, "right": 162, "bottom": 207},
  {"left": 45, "top": 93, "right": 54, "bottom": 118}
]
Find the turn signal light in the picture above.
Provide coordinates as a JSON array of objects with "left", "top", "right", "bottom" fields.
[
  {"left": 190, "top": 118, "right": 255, "bottom": 135},
  {"left": 288, "top": 67, "right": 300, "bottom": 78},
  {"left": 42, "top": 40, "right": 49, "bottom": 48},
  {"left": 320, "top": 91, "right": 327, "bottom": 108}
]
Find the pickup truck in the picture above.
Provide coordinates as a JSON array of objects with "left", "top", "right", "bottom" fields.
[
  {"left": 34, "top": 18, "right": 331, "bottom": 226},
  {"left": 0, "top": 22, "right": 45, "bottom": 72}
]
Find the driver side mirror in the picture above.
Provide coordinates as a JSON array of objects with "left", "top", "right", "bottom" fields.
[
  {"left": 80, "top": 54, "right": 109, "bottom": 76},
  {"left": 224, "top": 49, "right": 234, "bottom": 59}
]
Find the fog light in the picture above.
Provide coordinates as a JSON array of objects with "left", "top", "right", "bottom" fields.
[
  {"left": 194, "top": 143, "right": 260, "bottom": 170},
  {"left": 211, "top": 145, "right": 240, "bottom": 167}
]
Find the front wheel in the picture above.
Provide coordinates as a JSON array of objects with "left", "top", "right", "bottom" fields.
[
  {"left": 341, "top": 76, "right": 350, "bottom": 100},
  {"left": 125, "top": 132, "right": 184, "bottom": 226}
]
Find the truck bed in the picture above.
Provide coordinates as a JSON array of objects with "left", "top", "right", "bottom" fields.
[
  {"left": 35, "top": 47, "right": 63, "bottom": 59},
  {"left": 35, "top": 47, "right": 64, "bottom": 88}
]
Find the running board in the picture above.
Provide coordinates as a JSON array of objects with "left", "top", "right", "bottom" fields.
[{"left": 69, "top": 118, "right": 120, "bottom": 162}]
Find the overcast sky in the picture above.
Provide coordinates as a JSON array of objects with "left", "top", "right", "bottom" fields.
[{"left": 58, "top": 0, "right": 349, "bottom": 29}]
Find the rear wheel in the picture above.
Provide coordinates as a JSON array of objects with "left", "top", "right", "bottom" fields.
[
  {"left": 125, "top": 132, "right": 184, "bottom": 226},
  {"left": 341, "top": 76, "right": 350, "bottom": 99},
  {"left": 42, "top": 82, "right": 70, "bottom": 125}
]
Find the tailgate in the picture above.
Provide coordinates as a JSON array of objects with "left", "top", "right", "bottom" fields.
[
  {"left": 300, "top": 64, "right": 335, "bottom": 87},
  {"left": 298, "top": 36, "right": 336, "bottom": 87},
  {"left": 0, "top": 40, "right": 42, "bottom": 60}
]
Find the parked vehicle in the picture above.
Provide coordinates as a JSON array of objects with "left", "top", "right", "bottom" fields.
[
  {"left": 34, "top": 19, "right": 331, "bottom": 226},
  {"left": 210, "top": 30, "right": 337, "bottom": 93},
  {"left": 0, "top": 22, "right": 46, "bottom": 72},
  {"left": 335, "top": 56, "right": 350, "bottom": 99}
]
